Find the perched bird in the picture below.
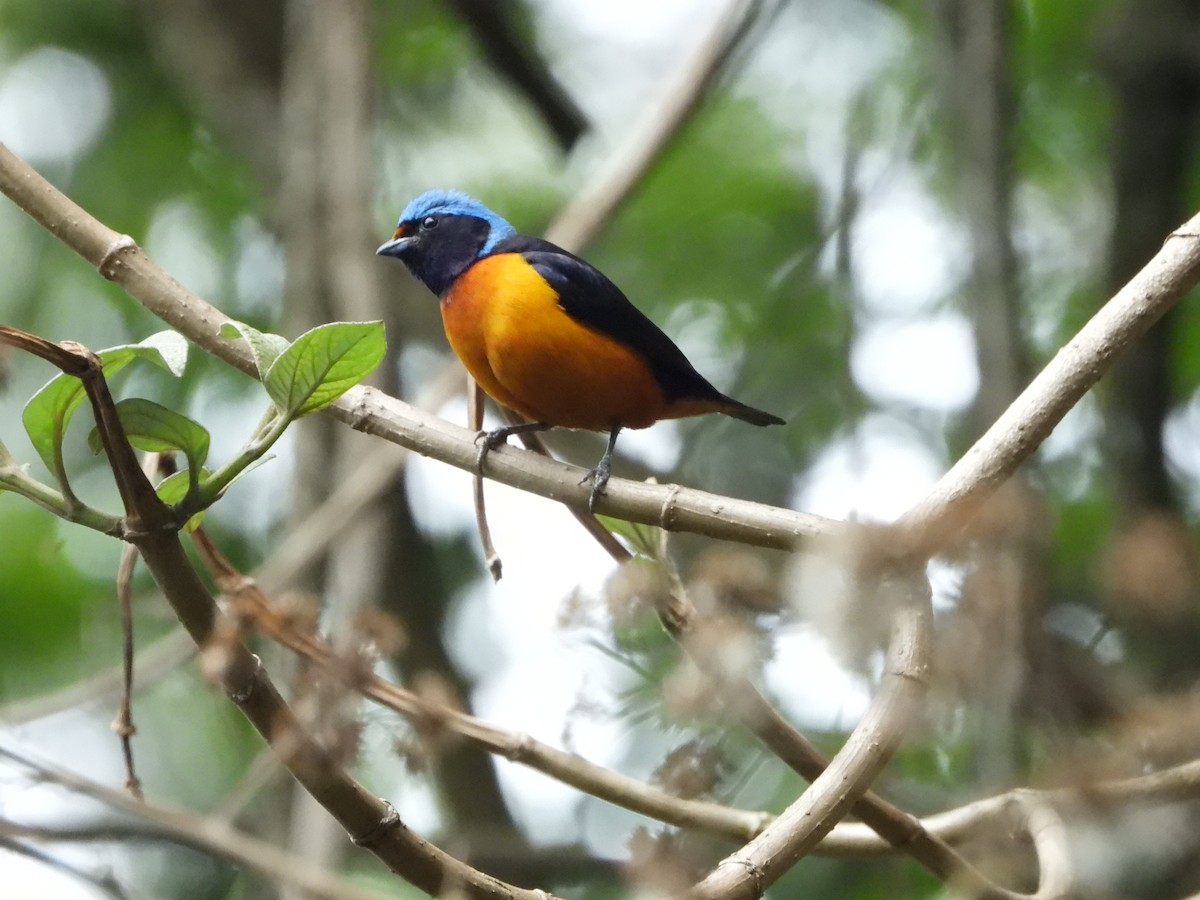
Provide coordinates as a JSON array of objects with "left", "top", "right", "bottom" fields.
[{"left": 377, "top": 189, "right": 784, "bottom": 510}]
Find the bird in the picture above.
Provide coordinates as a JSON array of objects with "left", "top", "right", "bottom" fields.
[{"left": 376, "top": 189, "right": 784, "bottom": 511}]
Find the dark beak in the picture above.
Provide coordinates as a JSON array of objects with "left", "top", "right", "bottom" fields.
[
  {"left": 376, "top": 235, "right": 414, "bottom": 258},
  {"left": 376, "top": 224, "right": 413, "bottom": 258}
]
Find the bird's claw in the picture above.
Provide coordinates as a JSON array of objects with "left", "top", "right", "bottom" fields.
[
  {"left": 579, "top": 460, "right": 611, "bottom": 512},
  {"left": 474, "top": 429, "right": 507, "bottom": 473}
]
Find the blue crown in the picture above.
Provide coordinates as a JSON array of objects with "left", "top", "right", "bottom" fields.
[{"left": 397, "top": 189, "right": 517, "bottom": 254}]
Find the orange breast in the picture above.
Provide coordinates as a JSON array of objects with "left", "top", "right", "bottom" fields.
[{"left": 440, "top": 254, "right": 671, "bottom": 430}]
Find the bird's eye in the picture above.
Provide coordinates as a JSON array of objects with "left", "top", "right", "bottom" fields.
[{"left": 420, "top": 216, "right": 438, "bottom": 231}]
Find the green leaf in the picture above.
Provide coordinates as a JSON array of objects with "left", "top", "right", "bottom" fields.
[
  {"left": 87, "top": 398, "right": 210, "bottom": 472},
  {"left": 134, "top": 330, "right": 190, "bottom": 377},
  {"left": 220, "top": 321, "right": 291, "bottom": 379},
  {"left": 155, "top": 468, "right": 201, "bottom": 505},
  {"left": 263, "top": 321, "right": 385, "bottom": 418},
  {"left": 155, "top": 467, "right": 212, "bottom": 531},
  {"left": 22, "top": 331, "right": 189, "bottom": 475},
  {"left": 596, "top": 514, "right": 664, "bottom": 560}
]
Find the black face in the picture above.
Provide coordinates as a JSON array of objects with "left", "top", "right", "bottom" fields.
[{"left": 379, "top": 213, "right": 492, "bottom": 297}]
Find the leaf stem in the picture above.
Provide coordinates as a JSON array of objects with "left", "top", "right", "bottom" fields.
[
  {"left": 185, "top": 407, "right": 288, "bottom": 512},
  {"left": 0, "top": 462, "right": 120, "bottom": 534}
]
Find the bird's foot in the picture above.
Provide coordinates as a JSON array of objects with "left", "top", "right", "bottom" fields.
[
  {"left": 474, "top": 427, "right": 510, "bottom": 473},
  {"left": 579, "top": 458, "right": 611, "bottom": 512},
  {"left": 474, "top": 422, "right": 551, "bottom": 473}
]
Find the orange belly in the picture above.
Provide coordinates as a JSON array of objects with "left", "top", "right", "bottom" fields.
[{"left": 440, "top": 254, "right": 672, "bottom": 430}]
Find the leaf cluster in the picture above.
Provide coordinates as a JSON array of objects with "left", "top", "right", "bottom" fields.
[{"left": 3, "top": 321, "right": 385, "bottom": 532}]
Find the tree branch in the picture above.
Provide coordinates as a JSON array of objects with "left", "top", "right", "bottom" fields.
[
  {"left": 892, "top": 210, "right": 1200, "bottom": 559},
  {"left": 543, "top": 0, "right": 765, "bottom": 252},
  {"left": 0, "top": 745, "right": 390, "bottom": 900},
  {"left": 205, "top": 538, "right": 1200, "bottom": 865},
  {"left": 0, "top": 324, "right": 556, "bottom": 899},
  {"left": 447, "top": 0, "right": 588, "bottom": 151},
  {"left": 190, "top": 528, "right": 771, "bottom": 843},
  {"left": 685, "top": 572, "right": 934, "bottom": 899}
]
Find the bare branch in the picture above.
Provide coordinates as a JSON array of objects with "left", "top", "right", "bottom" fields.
[
  {"left": 686, "top": 572, "right": 933, "bottom": 900},
  {"left": 1015, "top": 793, "right": 1074, "bottom": 899},
  {"left": 191, "top": 528, "right": 769, "bottom": 842},
  {"left": 113, "top": 537, "right": 142, "bottom": 801},
  {"left": 0, "top": 745, "right": 390, "bottom": 900},
  {"left": 544, "top": 0, "right": 765, "bottom": 252},
  {"left": 0, "top": 829, "right": 125, "bottom": 900},
  {"left": 0, "top": 628, "right": 193, "bottom": 726},
  {"left": 470, "top": 377, "right": 504, "bottom": 580},
  {"left": 893, "top": 211, "right": 1200, "bottom": 559}
]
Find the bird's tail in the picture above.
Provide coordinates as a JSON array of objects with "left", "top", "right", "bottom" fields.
[{"left": 722, "top": 399, "right": 785, "bottom": 427}]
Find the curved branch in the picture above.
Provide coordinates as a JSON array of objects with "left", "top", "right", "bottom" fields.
[
  {"left": 893, "top": 211, "right": 1200, "bottom": 558},
  {"left": 686, "top": 573, "right": 933, "bottom": 899},
  {"left": 544, "top": 0, "right": 765, "bottom": 251},
  {"left": 1016, "top": 793, "right": 1074, "bottom": 900}
]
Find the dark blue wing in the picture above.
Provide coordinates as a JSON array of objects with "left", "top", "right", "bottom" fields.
[{"left": 489, "top": 235, "right": 727, "bottom": 405}]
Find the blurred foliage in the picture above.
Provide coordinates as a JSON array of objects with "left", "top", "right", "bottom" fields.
[
  {"left": 0, "top": 505, "right": 120, "bottom": 699},
  {"left": 375, "top": 0, "right": 476, "bottom": 95}
]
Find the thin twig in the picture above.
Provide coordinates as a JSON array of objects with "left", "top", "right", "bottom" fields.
[
  {"left": 109, "top": 452, "right": 177, "bottom": 801},
  {"left": 469, "top": 377, "right": 503, "bottom": 581},
  {"left": 0, "top": 745, "right": 390, "bottom": 900},
  {"left": 113, "top": 540, "right": 142, "bottom": 801},
  {"left": 0, "top": 627, "right": 193, "bottom": 726},
  {"left": 253, "top": 362, "right": 463, "bottom": 590},
  {"left": 0, "top": 831, "right": 126, "bottom": 900},
  {"left": 210, "top": 747, "right": 289, "bottom": 822},
  {"left": 503, "top": 408, "right": 633, "bottom": 562},
  {"left": 804, "top": 757, "right": 1200, "bottom": 859},
  {"left": 190, "top": 528, "right": 768, "bottom": 842}
]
